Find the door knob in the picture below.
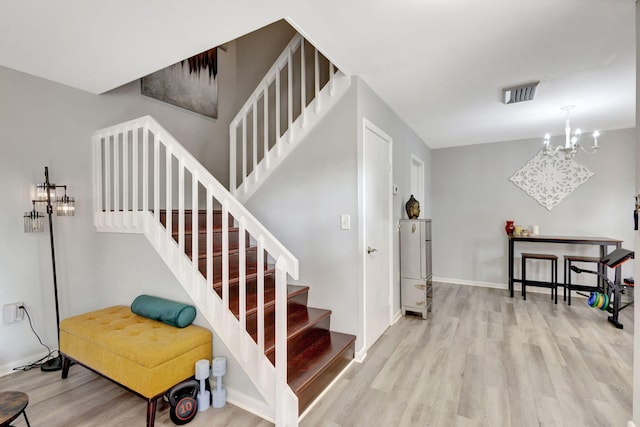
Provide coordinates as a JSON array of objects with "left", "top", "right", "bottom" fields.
[{"left": 367, "top": 246, "right": 378, "bottom": 254}]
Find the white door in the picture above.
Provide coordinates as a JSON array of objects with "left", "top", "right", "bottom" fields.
[{"left": 363, "top": 120, "right": 392, "bottom": 350}]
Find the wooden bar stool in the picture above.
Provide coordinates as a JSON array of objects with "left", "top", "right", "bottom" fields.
[
  {"left": 521, "top": 253, "right": 558, "bottom": 303},
  {"left": 564, "top": 255, "right": 604, "bottom": 305}
]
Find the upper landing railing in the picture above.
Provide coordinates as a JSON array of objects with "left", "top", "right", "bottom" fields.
[{"left": 230, "top": 33, "right": 349, "bottom": 202}]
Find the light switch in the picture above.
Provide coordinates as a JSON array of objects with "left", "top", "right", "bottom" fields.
[{"left": 340, "top": 214, "right": 351, "bottom": 230}]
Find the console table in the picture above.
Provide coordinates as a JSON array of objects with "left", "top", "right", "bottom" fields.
[{"left": 508, "top": 235, "right": 622, "bottom": 298}]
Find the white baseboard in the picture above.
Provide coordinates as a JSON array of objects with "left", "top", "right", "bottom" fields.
[
  {"left": 391, "top": 310, "right": 402, "bottom": 324},
  {"left": 229, "top": 358, "right": 358, "bottom": 423},
  {"left": 0, "top": 351, "right": 50, "bottom": 377},
  {"left": 434, "top": 276, "right": 506, "bottom": 290},
  {"left": 225, "top": 386, "right": 274, "bottom": 424},
  {"left": 433, "top": 276, "right": 574, "bottom": 296},
  {"left": 299, "top": 359, "right": 356, "bottom": 421}
]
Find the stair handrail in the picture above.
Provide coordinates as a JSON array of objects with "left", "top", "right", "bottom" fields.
[
  {"left": 94, "top": 115, "right": 298, "bottom": 275},
  {"left": 229, "top": 33, "right": 344, "bottom": 200},
  {"left": 92, "top": 115, "right": 299, "bottom": 426},
  {"left": 232, "top": 33, "right": 303, "bottom": 134}
]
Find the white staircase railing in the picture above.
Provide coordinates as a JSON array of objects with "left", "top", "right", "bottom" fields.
[
  {"left": 230, "top": 33, "right": 350, "bottom": 202},
  {"left": 92, "top": 115, "right": 300, "bottom": 426}
]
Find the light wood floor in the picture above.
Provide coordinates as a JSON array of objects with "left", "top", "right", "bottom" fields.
[{"left": 1, "top": 282, "right": 633, "bottom": 426}]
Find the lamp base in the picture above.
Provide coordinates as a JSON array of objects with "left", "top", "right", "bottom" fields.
[{"left": 41, "top": 355, "right": 62, "bottom": 372}]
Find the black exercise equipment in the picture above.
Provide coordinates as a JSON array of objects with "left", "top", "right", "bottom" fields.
[
  {"left": 570, "top": 248, "right": 634, "bottom": 329},
  {"left": 168, "top": 380, "right": 199, "bottom": 425}
]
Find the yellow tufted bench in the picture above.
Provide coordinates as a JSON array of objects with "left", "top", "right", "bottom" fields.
[{"left": 59, "top": 305, "right": 212, "bottom": 427}]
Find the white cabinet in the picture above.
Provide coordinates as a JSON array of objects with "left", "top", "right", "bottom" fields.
[{"left": 399, "top": 219, "right": 432, "bottom": 319}]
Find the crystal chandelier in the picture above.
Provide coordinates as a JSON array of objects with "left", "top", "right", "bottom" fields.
[
  {"left": 24, "top": 167, "right": 75, "bottom": 232},
  {"left": 543, "top": 105, "right": 600, "bottom": 157}
]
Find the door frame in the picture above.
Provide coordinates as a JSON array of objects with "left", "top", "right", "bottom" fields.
[
  {"left": 410, "top": 154, "right": 425, "bottom": 218},
  {"left": 357, "top": 118, "right": 393, "bottom": 361}
]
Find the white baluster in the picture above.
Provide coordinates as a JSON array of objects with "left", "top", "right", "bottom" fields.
[
  {"left": 142, "top": 123, "right": 149, "bottom": 216},
  {"left": 132, "top": 126, "right": 139, "bottom": 223},
  {"left": 165, "top": 145, "right": 173, "bottom": 247},
  {"left": 222, "top": 201, "right": 230, "bottom": 309},
  {"left": 300, "top": 40, "right": 306, "bottom": 129},
  {"left": 314, "top": 48, "right": 320, "bottom": 113},
  {"left": 230, "top": 120, "right": 237, "bottom": 194},
  {"left": 192, "top": 172, "right": 199, "bottom": 282},
  {"left": 122, "top": 128, "right": 129, "bottom": 216},
  {"left": 178, "top": 158, "right": 185, "bottom": 254},
  {"left": 263, "top": 87, "right": 269, "bottom": 169},
  {"left": 242, "top": 115, "right": 247, "bottom": 192},
  {"left": 257, "top": 238, "right": 265, "bottom": 354},
  {"left": 287, "top": 47, "right": 293, "bottom": 142},
  {"left": 253, "top": 100, "right": 258, "bottom": 182},
  {"left": 239, "top": 220, "right": 246, "bottom": 332},
  {"left": 275, "top": 69, "right": 281, "bottom": 155},
  {"left": 113, "top": 131, "right": 120, "bottom": 220},
  {"left": 104, "top": 134, "right": 112, "bottom": 225},
  {"left": 153, "top": 130, "right": 160, "bottom": 229},
  {"left": 275, "top": 258, "right": 289, "bottom": 426},
  {"left": 206, "top": 187, "right": 213, "bottom": 290}
]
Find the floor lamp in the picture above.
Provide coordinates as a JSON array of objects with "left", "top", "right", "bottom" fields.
[{"left": 23, "top": 166, "right": 75, "bottom": 372}]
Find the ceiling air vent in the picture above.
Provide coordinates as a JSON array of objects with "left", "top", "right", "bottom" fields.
[{"left": 502, "top": 81, "right": 539, "bottom": 104}]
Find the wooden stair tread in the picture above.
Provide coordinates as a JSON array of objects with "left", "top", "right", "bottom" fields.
[
  {"left": 288, "top": 330, "right": 356, "bottom": 412},
  {"left": 211, "top": 268, "right": 275, "bottom": 291},
  {"left": 159, "top": 209, "right": 233, "bottom": 233},
  {"left": 281, "top": 284, "right": 310, "bottom": 300},
  {"left": 228, "top": 283, "right": 309, "bottom": 318},
  {"left": 158, "top": 207, "right": 356, "bottom": 413},
  {"left": 173, "top": 226, "right": 240, "bottom": 236},
  {"left": 193, "top": 246, "right": 257, "bottom": 261},
  {"left": 258, "top": 306, "right": 332, "bottom": 355},
  {"left": 287, "top": 330, "right": 355, "bottom": 394},
  {"left": 159, "top": 209, "right": 223, "bottom": 213},
  {"left": 178, "top": 229, "right": 248, "bottom": 259}
]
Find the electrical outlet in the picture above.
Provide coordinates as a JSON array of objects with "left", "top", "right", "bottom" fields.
[
  {"left": 15, "top": 303, "right": 24, "bottom": 321},
  {"left": 3, "top": 302, "right": 24, "bottom": 324}
]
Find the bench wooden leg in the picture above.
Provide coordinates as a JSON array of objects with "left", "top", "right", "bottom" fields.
[
  {"left": 61, "top": 355, "right": 71, "bottom": 379},
  {"left": 147, "top": 397, "right": 157, "bottom": 427}
]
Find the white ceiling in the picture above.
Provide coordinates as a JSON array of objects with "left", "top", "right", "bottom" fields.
[{"left": 0, "top": 0, "right": 635, "bottom": 149}]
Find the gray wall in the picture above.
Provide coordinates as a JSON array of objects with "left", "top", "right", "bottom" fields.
[
  {"left": 0, "top": 65, "right": 225, "bottom": 372},
  {"left": 0, "top": 21, "right": 296, "bottom": 404},
  {"left": 245, "top": 83, "right": 360, "bottom": 339},
  {"left": 432, "top": 129, "right": 635, "bottom": 288},
  {"left": 245, "top": 77, "right": 432, "bottom": 354},
  {"left": 235, "top": 20, "right": 297, "bottom": 112},
  {"left": 355, "top": 78, "right": 432, "bottom": 317}
]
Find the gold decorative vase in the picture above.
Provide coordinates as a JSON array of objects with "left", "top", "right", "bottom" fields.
[{"left": 405, "top": 195, "right": 420, "bottom": 219}]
